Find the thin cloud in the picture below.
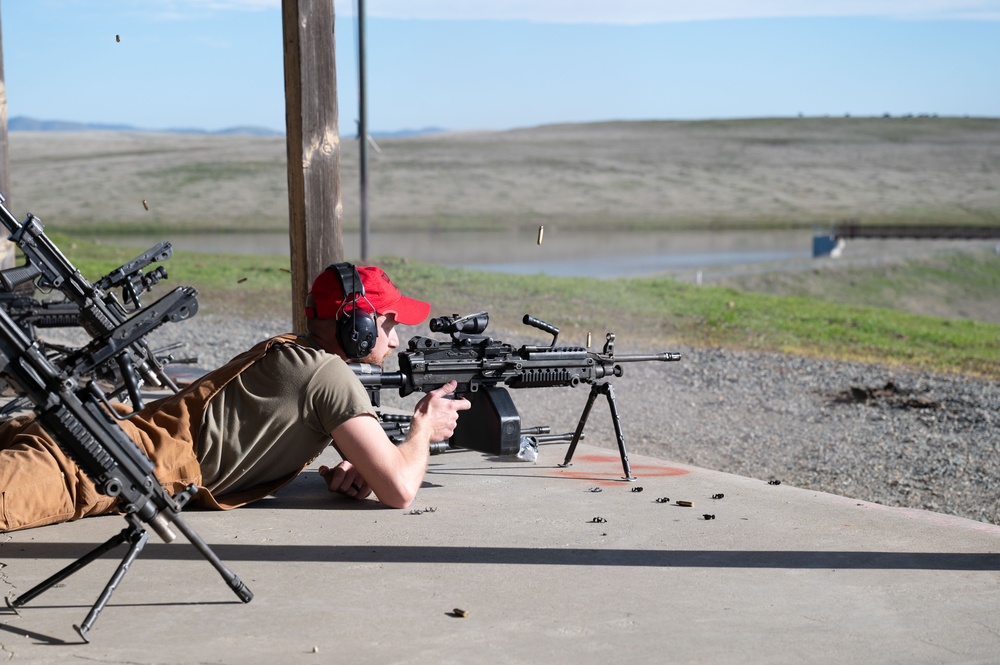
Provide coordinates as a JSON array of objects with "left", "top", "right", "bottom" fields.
[
  {"left": 339, "top": 0, "right": 1000, "bottom": 23},
  {"left": 144, "top": 0, "right": 1000, "bottom": 23}
]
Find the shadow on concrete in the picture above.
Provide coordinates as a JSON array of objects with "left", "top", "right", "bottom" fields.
[{"left": 3, "top": 543, "right": 998, "bottom": 571}]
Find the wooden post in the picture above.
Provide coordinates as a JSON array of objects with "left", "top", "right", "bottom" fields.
[
  {"left": 282, "top": 0, "right": 343, "bottom": 332},
  {"left": 0, "top": 3, "right": 15, "bottom": 270}
]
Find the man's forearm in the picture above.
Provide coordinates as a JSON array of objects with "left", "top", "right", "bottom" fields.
[
  {"left": 330, "top": 415, "right": 427, "bottom": 508},
  {"left": 400, "top": 418, "right": 433, "bottom": 465}
]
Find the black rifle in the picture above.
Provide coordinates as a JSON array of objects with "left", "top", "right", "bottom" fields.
[
  {"left": 93, "top": 240, "right": 172, "bottom": 307},
  {"left": 0, "top": 291, "right": 80, "bottom": 336},
  {"left": 0, "top": 306, "right": 252, "bottom": 642},
  {"left": 0, "top": 193, "right": 195, "bottom": 409},
  {"left": 1, "top": 240, "right": 175, "bottom": 341},
  {"left": 378, "top": 410, "right": 578, "bottom": 456},
  {"left": 0, "top": 292, "right": 198, "bottom": 418},
  {"left": 352, "top": 312, "right": 681, "bottom": 480}
]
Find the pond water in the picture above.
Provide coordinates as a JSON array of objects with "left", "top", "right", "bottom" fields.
[
  {"left": 101, "top": 228, "right": 994, "bottom": 281},
  {"left": 103, "top": 229, "right": 818, "bottom": 280}
]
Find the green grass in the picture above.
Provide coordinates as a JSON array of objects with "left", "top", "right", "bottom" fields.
[
  {"left": 717, "top": 249, "right": 1000, "bottom": 324},
  {"left": 381, "top": 259, "right": 1000, "bottom": 377},
  {"left": 56, "top": 235, "right": 1000, "bottom": 379},
  {"left": 45, "top": 233, "right": 294, "bottom": 317}
]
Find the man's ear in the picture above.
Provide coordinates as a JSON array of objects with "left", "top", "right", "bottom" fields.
[
  {"left": 306, "top": 317, "right": 348, "bottom": 358},
  {"left": 304, "top": 293, "right": 318, "bottom": 319}
]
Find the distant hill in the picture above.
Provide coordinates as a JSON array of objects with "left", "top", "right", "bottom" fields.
[
  {"left": 8, "top": 116, "right": 283, "bottom": 137},
  {"left": 371, "top": 127, "right": 447, "bottom": 139},
  {"left": 8, "top": 116, "right": 446, "bottom": 138}
]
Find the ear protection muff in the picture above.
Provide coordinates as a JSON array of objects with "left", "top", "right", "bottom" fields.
[{"left": 330, "top": 263, "right": 379, "bottom": 359}]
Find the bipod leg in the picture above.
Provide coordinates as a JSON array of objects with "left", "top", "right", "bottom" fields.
[
  {"left": 5, "top": 525, "right": 134, "bottom": 613},
  {"left": 600, "top": 382, "right": 636, "bottom": 481},
  {"left": 559, "top": 383, "right": 602, "bottom": 469},
  {"left": 74, "top": 517, "right": 149, "bottom": 642},
  {"left": 558, "top": 382, "right": 636, "bottom": 481},
  {"left": 156, "top": 483, "right": 252, "bottom": 604},
  {"left": 167, "top": 511, "right": 254, "bottom": 604}
]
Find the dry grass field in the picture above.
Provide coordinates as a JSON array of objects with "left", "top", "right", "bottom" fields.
[
  {"left": 4, "top": 117, "right": 999, "bottom": 328},
  {"left": 6, "top": 116, "right": 1000, "bottom": 234}
]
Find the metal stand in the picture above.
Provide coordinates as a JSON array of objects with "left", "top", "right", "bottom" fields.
[
  {"left": 5, "top": 515, "right": 146, "bottom": 642},
  {"left": 559, "top": 381, "right": 635, "bottom": 481},
  {"left": 5, "top": 509, "right": 252, "bottom": 643}
]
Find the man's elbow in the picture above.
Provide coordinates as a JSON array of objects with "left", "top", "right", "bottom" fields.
[{"left": 378, "top": 484, "right": 418, "bottom": 510}]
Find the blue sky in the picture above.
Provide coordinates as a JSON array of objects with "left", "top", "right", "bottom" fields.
[{"left": 1, "top": 1, "right": 998, "bottom": 133}]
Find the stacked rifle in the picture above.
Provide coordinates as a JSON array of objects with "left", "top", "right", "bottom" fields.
[
  {"left": 0, "top": 193, "right": 252, "bottom": 641},
  {"left": 0, "top": 199, "right": 198, "bottom": 413}
]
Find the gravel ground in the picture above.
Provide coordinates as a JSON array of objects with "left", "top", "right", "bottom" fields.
[{"left": 132, "top": 313, "right": 1000, "bottom": 527}]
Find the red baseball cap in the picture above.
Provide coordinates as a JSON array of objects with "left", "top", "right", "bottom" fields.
[{"left": 306, "top": 265, "right": 431, "bottom": 325}]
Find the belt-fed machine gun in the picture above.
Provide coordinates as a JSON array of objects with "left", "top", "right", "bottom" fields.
[
  {"left": 0, "top": 193, "right": 248, "bottom": 641},
  {"left": 0, "top": 273, "right": 251, "bottom": 644},
  {"left": 352, "top": 312, "right": 681, "bottom": 480}
]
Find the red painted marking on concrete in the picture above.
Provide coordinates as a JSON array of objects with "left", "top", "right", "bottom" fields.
[{"left": 556, "top": 454, "right": 689, "bottom": 485}]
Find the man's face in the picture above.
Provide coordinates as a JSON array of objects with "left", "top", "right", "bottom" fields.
[{"left": 358, "top": 314, "right": 399, "bottom": 366}]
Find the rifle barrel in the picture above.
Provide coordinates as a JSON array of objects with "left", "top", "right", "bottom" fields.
[
  {"left": 611, "top": 352, "right": 682, "bottom": 363},
  {"left": 350, "top": 363, "right": 404, "bottom": 388}
]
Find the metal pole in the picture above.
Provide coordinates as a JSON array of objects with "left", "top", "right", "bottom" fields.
[{"left": 358, "top": 0, "right": 369, "bottom": 262}]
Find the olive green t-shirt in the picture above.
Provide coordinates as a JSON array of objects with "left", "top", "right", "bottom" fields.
[{"left": 197, "top": 341, "right": 377, "bottom": 496}]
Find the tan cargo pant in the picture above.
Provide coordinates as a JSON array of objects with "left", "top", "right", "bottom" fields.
[
  {"left": 0, "top": 412, "right": 204, "bottom": 532},
  {"left": 0, "top": 333, "right": 303, "bottom": 533}
]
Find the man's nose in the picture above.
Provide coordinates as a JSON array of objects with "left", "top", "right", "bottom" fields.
[{"left": 388, "top": 328, "right": 399, "bottom": 348}]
